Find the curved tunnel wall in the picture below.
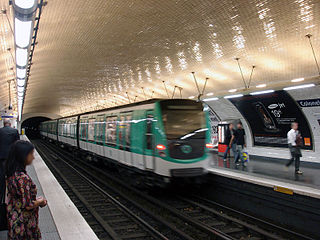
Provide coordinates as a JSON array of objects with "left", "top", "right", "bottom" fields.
[
  {"left": 18, "top": 112, "right": 62, "bottom": 134},
  {"left": 207, "top": 86, "right": 320, "bottom": 163}
]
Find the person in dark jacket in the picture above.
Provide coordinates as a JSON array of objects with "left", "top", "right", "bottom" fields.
[
  {"left": 223, "top": 123, "right": 236, "bottom": 161},
  {"left": 0, "top": 119, "right": 20, "bottom": 207},
  {"left": 0, "top": 119, "right": 20, "bottom": 161},
  {"left": 234, "top": 122, "right": 246, "bottom": 166}
]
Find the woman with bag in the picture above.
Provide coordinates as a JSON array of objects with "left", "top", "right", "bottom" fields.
[{"left": 5, "top": 140, "right": 47, "bottom": 239}]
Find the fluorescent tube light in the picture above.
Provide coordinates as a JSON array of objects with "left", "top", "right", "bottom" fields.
[
  {"left": 250, "top": 90, "right": 275, "bottom": 95},
  {"left": 16, "top": 48, "right": 28, "bottom": 67},
  {"left": 228, "top": 89, "right": 237, "bottom": 93},
  {"left": 203, "top": 97, "right": 219, "bottom": 102},
  {"left": 206, "top": 92, "right": 214, "bottom": 96},
  {"left": 256, "top": 84, "right": 266, "bottom": 88},
  {"left": 17, "top": 86, "right": 24, "bottom": 92},
  {"left": 291, "top": 78, "right": 304, "bottom": 82},
  {"left": 224, "top": 94, "right": 243, "bottom": 99},
  {"left": 14, "top": 18, "right": 32, "bottom": 48},
  {"left": 283, "top": 84, "right": 315, "bottom": 91},
  {"left": 15, "top": 0, "right": 37, "bottom": 9},
  {"left": 188, "top": 96, "right": 195, "bottom": 99},
  {"left": 17, "top": 78, "right": 25, "bottom": 86},
  {"left": 17, "top": 68, "right": 26, "bottom": 78}
]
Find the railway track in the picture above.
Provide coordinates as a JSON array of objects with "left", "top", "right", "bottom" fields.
[
  {"left": 35, "top": 141, "right": 174, "bottom": 240},
  {"left": 34, "top": 139, "right": 314, "bottom": 240}
]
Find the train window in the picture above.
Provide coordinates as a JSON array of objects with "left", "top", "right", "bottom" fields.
[
  {"left": 106, "top": 116, "right": 117, "bottom": 146},
  {"left": 53, "top": 122, "right": 57, "bottom": 134},
  {"left": 118, "top": 116, "right": 125, "bottom": 149},
  {"left": 95, "top": 115, "right": 105, "bottom": 143},
  {"left": 162, "top": 109, "right": 205, "bottom": 140},
  {"left": 146, "top": 114, "right": 153, "bottom": 150},
  {"left": 70, "top": 119, "right": 76, "bottom": 138},
  {"left": 66, "top": 120, "right": 72, "bottom": 137},
  {"left": 88, "top": 118, "right": 95, "bottom": 142},
  {"left": 80, "top": 119, "right": 87, "bottom": 140}
]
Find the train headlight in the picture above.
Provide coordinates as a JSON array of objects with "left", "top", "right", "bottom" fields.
[{"left": 156, "top": 144, "right": 166, "bottom": 150}]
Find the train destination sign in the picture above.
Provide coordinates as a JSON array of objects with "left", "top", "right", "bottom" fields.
[{"left": 297, "top": 98, "right": 320, "bottom": 108}]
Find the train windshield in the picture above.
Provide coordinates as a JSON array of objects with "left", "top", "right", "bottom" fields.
[{"left": 161, "top": 100, "right": 206, "bottom": 140}]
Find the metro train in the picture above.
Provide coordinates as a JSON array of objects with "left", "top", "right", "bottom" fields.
[{"left": 40, "top": 99, "right": 212, "bottom": 185}]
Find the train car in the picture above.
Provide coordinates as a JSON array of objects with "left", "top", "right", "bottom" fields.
[
  {"left": 41, "top": 99, "right": 212, "bottom": 185},
  {"left": 44, "top": 120, "right": 58, "bottom": 141},
  {"left": 57, "top": 116, "right": 78, "bottom": 148},
  {"left": 39, "top": 121, "right": 47, "bottom": 138}
]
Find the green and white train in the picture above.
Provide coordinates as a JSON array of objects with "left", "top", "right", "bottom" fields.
[{"left": 40, "top": 99, "right": 212, "bottom": 185}]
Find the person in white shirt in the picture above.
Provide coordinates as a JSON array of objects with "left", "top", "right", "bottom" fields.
[{"left": 286, "top": 122, "right": 302, "bottom": 174}]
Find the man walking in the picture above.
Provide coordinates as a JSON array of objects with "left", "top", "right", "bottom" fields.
[
  {"left": 286, "top": 122, "right": 303, "bottom": 174},
  {"left": 234, "top": 122, "right": 246, "bottom": 166},
  {"left": 0, "top": 119, "right": 20, "bottom": 200},
  {"left": 223, "top": 123, "right": 236, "bottom": 161}
]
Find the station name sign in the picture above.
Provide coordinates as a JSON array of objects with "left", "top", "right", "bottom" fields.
[{"left": 297, "top": 98, "right": 320, "bottom": 108}]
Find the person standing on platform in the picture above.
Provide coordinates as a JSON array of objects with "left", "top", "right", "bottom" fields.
[
  {"left": 0, "top": 119, "right": 20, "bottom": 223},
  {"left": 286, "top": 122, "right": 303, "bottom": 174},
  {"left": 5, "top": 141, "right": 47, "bottom": 240},
  {"left": 223, "top": 123, "right": 236, "bottom": 161},
  {"left": 234, "top": 122, "right": 246, "bottom": 166}
]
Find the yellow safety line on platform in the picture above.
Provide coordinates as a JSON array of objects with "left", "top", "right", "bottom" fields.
[{"left": 273, "top": 186, "right": 294, "bottom": 195}]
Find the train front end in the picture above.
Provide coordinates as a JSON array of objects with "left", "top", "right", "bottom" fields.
[{"left": 154, "top": 99, "right": 212, "bottom": 179}]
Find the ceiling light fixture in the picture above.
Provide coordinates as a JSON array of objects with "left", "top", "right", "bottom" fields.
[
  {"left": 14, "top": 18, "right": 32, "bottom": 48},
  {"left": 13, "top": 0, "right": 40, "bottom": 121},
  {"left": 16, "top": 48, "right": 28, "bottom": 67},
  {"left": 17, "top": 78, "right": 25, "bottom": 87},
  {"left": 291, "top": 78, "right": 304, "bottom": 82},
  {"left": 256, "top": 84, "right": 266, "bottom": 88},
  {"left": 283, "top": 84, "right": 315, "bottom": 91},
  {"left": 228, "top": 89, "right": 237, "bottom": 93},
  {"left": 16, "top": 68, "right": 26, "bottom": 78},
  {"left": 224, "top": 94, "right": 244, "bottom": 99},
  {"left": 250, "top": 90, "right": 275, "bottom": 95},
  {"left": 15, "top": 0, "right": 37, "bottom": 9},
  {"left": 188, "top": 96, "right": 195, "bottom": 99},
  {"left": 206, "top": 92, "right": 214, "bottom": 96},
  {"left": 203, "top": 97, "right": 219, "bottom": 102}
]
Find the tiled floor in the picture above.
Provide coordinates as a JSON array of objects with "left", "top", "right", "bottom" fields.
[
  {"left": 0, "top": 164, "right": 61, "bottom": 240},
  {"left": 210, "top": 152, "right": 320, "bottom": 189}
]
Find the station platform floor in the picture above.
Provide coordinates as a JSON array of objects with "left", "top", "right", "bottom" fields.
[
  {"left": 0, "top": 135, "right": 98, "bottom": 240},
  {"left": 209, "top": 151, "right": 320, "bottom": 199}
]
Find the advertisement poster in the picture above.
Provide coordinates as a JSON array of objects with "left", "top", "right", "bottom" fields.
[
  {"left": 229, "top": 90, "right": 313, "bottom": 149},
  {"left": 205, "top": 104, "right": 220, "bottom": 146}
]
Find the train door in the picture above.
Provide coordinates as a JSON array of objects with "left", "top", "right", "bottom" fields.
[
  {"left": 105, "top": 116, "right": 118, "bottom": 161},
  {"left": 118, "top": 113, "right": 132, "bottom": 166},
  {"left": 118, "top": 115, "right": 126, "bottom": 164},
  {"left": 87, "top": 117, "right": 96, "bottom": 153},
  {"left": 144, "top": 111, "right": 154, "bottom": 170},
  {"left": 79, "top": 118, "right": 88, "bottom": 150},
  {"left": 124, "top": 114, "right": 132, "bottom": 166},
  {"left": 95, "top": 115, "right": 105, "bottom": 157}
]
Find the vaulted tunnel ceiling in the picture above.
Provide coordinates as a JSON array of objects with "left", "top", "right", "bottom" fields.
[{"left": 0, "top": 0, "right": 320, "bottom": 117}]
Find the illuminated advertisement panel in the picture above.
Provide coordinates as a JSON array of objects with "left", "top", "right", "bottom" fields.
[{"left": 229, "top": 90, "right": 313, "bottom": 149}]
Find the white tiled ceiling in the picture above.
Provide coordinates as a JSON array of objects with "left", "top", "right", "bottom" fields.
[{"left": 1, "top": 0, "right": 320, "bottom": 116}]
